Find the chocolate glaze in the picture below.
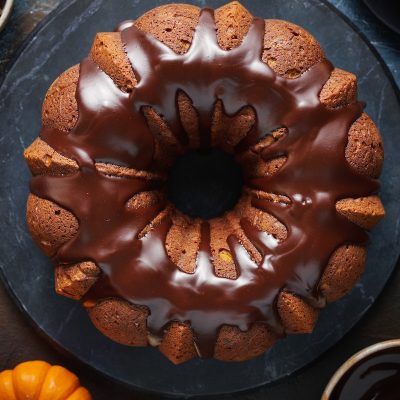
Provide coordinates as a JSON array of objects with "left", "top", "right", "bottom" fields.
[
  {"left": 330, "top": 347, "right": 400, "bottom": 400},
  {"left": 115, "top": 20, "right": 135, "bottom": 32},
  {"left": 30, "top": 9, "right": 379, "bottom": 357}
]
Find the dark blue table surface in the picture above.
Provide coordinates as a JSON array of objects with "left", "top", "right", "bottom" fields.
[{"left": 0, "top": 1, "right": 399, "bottom": 399}]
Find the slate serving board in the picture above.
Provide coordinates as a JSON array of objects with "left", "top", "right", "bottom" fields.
[{"left": 0, "top": 0, "right": 399, "bottom": 397}]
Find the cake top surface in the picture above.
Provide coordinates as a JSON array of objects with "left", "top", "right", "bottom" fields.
[{"left": 30, "top": 7, "right": 378, "bottom": 356}]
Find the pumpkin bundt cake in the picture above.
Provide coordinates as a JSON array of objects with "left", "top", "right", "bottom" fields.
[{"left": 24, "top": 1, "right": 385, "bottom": 364}]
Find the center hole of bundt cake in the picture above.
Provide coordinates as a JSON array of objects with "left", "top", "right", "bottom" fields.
[{"left": 166, "top": 148, "right": 244, "bottom": 219}]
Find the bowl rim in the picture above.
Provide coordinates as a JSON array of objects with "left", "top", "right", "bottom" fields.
[
  {"left": 321, "top": 339, "right": 400, "bottom": 399},
  {"left": 0, "top": 0, "right": 14, "bottom": 33}
]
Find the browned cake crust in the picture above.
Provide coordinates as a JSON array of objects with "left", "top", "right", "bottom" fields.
[{"left": 24, "top": 1, "right": 385, "bottom": 364}]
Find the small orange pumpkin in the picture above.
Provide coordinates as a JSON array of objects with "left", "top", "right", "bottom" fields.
[{"left": 0, "top": 360, "right": 92, "bottom": 400}]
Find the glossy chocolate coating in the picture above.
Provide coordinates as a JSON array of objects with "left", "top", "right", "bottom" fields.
[{"left": 30, "top": 9, "right": 378, "bottom": 356}]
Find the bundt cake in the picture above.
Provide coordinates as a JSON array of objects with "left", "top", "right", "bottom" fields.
[{"left": 24, "top": 1, "right": 385, "bottom": 364}]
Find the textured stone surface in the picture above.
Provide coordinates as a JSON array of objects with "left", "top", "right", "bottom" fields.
[
  {"left": 0, "top": 0, "right": 399, "bottom": 399},
  {"left": 0, "top": 0, "right": 62, "bottom": 74}
]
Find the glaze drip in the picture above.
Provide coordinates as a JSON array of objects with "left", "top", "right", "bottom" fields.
[{"left": 31, "top": 8, "right": 378, "bottom": 357}]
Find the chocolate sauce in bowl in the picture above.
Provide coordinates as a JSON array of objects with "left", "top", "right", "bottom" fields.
[
  {"left": 330, "top": 347, "right": 400, "bottom": 400},
  {"left": 30, "top": 8, "right": 379, "bottom": 356}
]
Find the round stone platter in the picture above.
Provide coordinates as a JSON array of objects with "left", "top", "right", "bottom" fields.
[{"left": 0, "top": 0, "right": 399, "bottom": 397}]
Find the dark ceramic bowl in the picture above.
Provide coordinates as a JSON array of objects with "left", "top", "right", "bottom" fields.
[
  {"left": 0, "top": 0, "right": 13, "bottom": 32},
  {"left": 322, "top": 339, "right": 400, "bottom": 399}
]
